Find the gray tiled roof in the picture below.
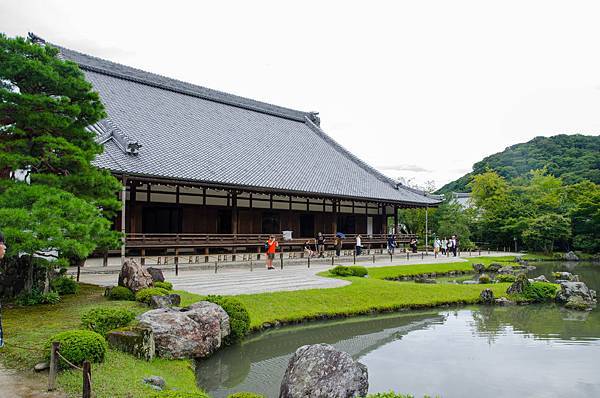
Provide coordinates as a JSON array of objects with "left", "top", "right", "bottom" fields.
[{"left": 57, "top": 45, "right": 439, "bottom": 206}]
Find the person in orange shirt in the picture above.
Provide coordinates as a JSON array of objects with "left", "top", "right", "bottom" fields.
[{"left": 265, "top": 235, "right": 279, "bottom": 270}]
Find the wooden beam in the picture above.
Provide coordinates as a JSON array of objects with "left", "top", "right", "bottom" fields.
[
  {"left": 120, "top": 175, "right": 127, "bottom": 264},
  {"left": 202, "top": 187, "right": 206, "bottom": 206}
]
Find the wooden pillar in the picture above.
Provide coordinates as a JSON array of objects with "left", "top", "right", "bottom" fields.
[
  {"left": 231, "top": 191, "right": 238, "bottom": 235},
  {"left": 332, "top": 199, "right": 338, "bottom": 233},
  {"left": 130, "top": 182, "right": 137, "bottom": 233},
  {"left": 365, "top": 202, "right": 369, "bottom": 234},
  {"left": 382, "top": 203, "right": 387, "bottom": 234},
  {"left": 393, "top": 204, "right": 398, "bottom": 235},
  {"left": 120, "top": 175, "right": 127, "bottom": 264}
]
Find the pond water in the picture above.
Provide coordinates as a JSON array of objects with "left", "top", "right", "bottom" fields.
[{"left": 195, "top": 261, "right": 600, "bottom": 398}]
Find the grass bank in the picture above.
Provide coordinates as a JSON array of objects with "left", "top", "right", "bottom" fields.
[{"left": 0, "top": 284, "right": 202, "bottom": 398}]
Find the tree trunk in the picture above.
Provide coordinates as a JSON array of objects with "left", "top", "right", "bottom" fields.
[{"left": 24, "top": 256, "right": 34, "bottom": 293}]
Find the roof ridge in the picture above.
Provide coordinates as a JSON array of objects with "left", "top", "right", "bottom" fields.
[
  {"left": 54, "top": 44, "right": 310, "bottom": 122},
  {"left": 303, "top": 117, "right": 402, "bottom": 190}
]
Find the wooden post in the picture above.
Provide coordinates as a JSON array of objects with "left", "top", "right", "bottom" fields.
[
  {"left": 214, "top": 261, "right": 218, "bottom": 273},
  {"left": 82, "top": 360, "right": 92, "bottom": 398},
  {"left": 102, "top": 251, "right": 108, "bottom": 267},
  {"left": 76, "top": 264, "right": 81, "bottom": 282},
  {"left": 353, "top": 249, "right": 356, "bottom": 264},
  {"left": 231, "top": 192, "right": 238, "bottom": 235},
  {"left": 372, "top": 253, "right": 375, "bottom": 263},
  {"left": 331, "top": 256, "right": 334, "bottom": 266},
  {"left": 390, "top": 252, "right": 393, "bottom": 263},
  {"left": 393, "top": 204, "right": 398, "bottom": 234},
  {"left": 308, "top": 256, "right": 311, "bottom": 268},
  {"left": 48, "top": 342, "right": 59, "bottom": 391},
  {"left": 140, "top": 249, "right": 146, "bottom": 266},
  {"left": 407, "top": 252, "right": 409, "bottom": 260},
  {"left": 121, "top": 176, "right": 127, "bottom": 265},
  {"left": 174, "top": 249, "right": 179, "bottom": 276}
]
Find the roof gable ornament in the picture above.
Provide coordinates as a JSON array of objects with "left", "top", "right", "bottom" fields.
[
  {"left": 307, "top": 112, "right": 320, "bottom": 126},
  {"left": 93, "top": 119, "right": 142, "bottom": 156},
  {"left": 27, "top": 32, "right": 46, "bottom": 45}
]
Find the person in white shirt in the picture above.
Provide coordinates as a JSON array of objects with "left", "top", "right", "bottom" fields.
[{"left": 355, "top": 235, "right": 363, "bottom": 256}]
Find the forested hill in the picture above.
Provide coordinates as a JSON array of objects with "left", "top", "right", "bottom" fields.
[{"left": 437, "top": 134, "right": 600, "bottom": 194}]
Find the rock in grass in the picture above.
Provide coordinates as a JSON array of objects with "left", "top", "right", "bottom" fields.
[
  {"left": 138, "top": 301, "right": 229, "bottom": 359},
  {"left": 149, "top": 293, "right": 181, "bottom": 309},
  {"left": 480, "top": 289, "right": 495, "bottom": 304},
  {"left": 497, "top": 266, "right": 514, "bottom": 274},
  {"left": 472, "top": 263, "right": 485, "bottom": 273},
  {"left": 146, "top": 267, "right": 165, "bottom": 283},
  {"left": 279, "top": 344, "right": 368, "bottom": 398},
  {"left": 486, "top": 263, "right": 503, "bottom": 272},
  {"left": 506, "top": 274, "right": 530, "bottom": 295},
  {"left": 143, "top": 375, "right": 166, "bottom": 390},
  {"left": 34, "top": 362, "right": 49, "bottom": 372},
  {"left": 118, "top": 259, "right": 153, "bottom": 293},
  {"left": 106, "top": 325, "right": 155, "bottom": 361}
]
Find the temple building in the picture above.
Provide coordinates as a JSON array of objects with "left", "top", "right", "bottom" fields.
[{"left": 52, "top": 40, "right": 439, "bottom": 255}]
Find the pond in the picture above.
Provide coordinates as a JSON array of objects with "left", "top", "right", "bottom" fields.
[{"left": 195, "top": 261, "right": 600, "bottom": 398}]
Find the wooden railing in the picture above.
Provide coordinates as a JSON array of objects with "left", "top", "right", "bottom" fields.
[{"left": 125, "top": 233, "right": 417, "bottom": 249}]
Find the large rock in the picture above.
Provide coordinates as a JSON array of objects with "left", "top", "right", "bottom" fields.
[
  {"left": 146, "top": 267, "right": 165, "bottom": 283},
  {"left": 506, "top": 274, "right": 530, "bottom": 295},
  {"left": 107, "top": 325, "right": 155, "bottom": 361},
  {"left": 486, "top": 263, "right": 502, "bottom": 273},
  {"left": 555, "top": 281, "right": 597, "bottom": 310},
  {"left": 149, "top": 293, "right": 181, "bottom": 309},
  {"left": 497, "top": 266, "right": 514, "bottom": 274},
  {"left": 118, "top": 259, "right": 153, "bottom": 292},
  {"left": 480, "top": 288, "right": 495, "bottom": 304},
  {"left": 472, "top": 263, "right": 485, "bottom": 273},
  {"left": 279, "top": 344, "right": 368, "bottom": 398},
  {"left": 532, "top": 275, "right": 550, "bottom": 283},
  {"left": 564, "top": 251, "right": 579, "bottom": 261},
  {"left": 137, "top": 301, "right": 230, "bottom": 359}
]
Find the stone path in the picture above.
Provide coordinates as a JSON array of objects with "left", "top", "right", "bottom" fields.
[{"left": 75, "top": 252, "right": 519, "bottom": 295}]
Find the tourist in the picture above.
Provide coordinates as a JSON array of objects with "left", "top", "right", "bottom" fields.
[
  {"left": 316, "top": 232, "right": 325, "bottom": 258},
  {"left": 303, "top": 240, "right": 315, "bottom": 258},
  {"left": 441, "top": 237, "right": 447, "bottom": 255},
  {"left": 355, "top": 234, "right": 362, "bottom": 256},
  {"left": 265, "top": 235, "right": 278, "bottom": 270},
  {"left": 387, "top": 234, "right": 396, "bottom": 255},
  {"left": 451, "top": 235, "right": 458, "bottom": 257},
  {"left": 434, "top": 238, "right": 441, "bottom": 256},
  {"left": 410, "top": 237, "right": 418, "bottom": 253},
  {"left": 334, "top": 235, "right": 342, "bottom": 257},
  {"left": 446, "top": 237, "right": 453, "bottom": 257}
]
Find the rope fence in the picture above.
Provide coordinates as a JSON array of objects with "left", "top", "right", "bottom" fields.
[{"left": 48, "top": 341, "right": 92, "bottom": 398}]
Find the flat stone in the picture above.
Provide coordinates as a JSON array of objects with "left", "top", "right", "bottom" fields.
[
  {"left": 143, "top": 375, "right": 166, "bottom": 390},
  {"left": 532, "top": 275, "right": 550, "bottom": 283},
  {"left": 34, "top": 362, "right": 49, "bottom": 372},
  {"left": 146, "top": 267, "right": 165, "bottom": 283},
  {"left": 106, "top": 325, "right": 155, "bottom": 361},
  {"left": 149, "top": 293, "right": 181, "bottom": 308}
]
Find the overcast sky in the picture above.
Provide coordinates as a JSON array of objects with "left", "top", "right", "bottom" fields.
[{"left": 2, "top": 1, "right": 600, "bottom": 189}]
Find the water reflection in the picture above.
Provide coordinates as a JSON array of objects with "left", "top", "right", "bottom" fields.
[{"left": 196, "top": 262, "right": 600, "bottom": 398}]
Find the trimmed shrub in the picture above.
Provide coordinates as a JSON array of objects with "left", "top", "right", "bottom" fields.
[
  {"left": 135, "top": 287, "right": 169, "bottom": 304},
  {"left": 81, "top": 307, "right": 136, "bottom": 336},
  {"left": 348, "top": 266, "right": 368, "bottom": 277},
  {"left": 206, "top": 295, "right": 250, "bottom": 345},
  {"left": 40, "top": 291, "right": 61, "bottom": 304},
  {"left": 478, "top": 274, "right": 491, "bottom": 284},
  {"left": 47, "top": 330, "right": 107, "bottom": 368},
  {"left": 15, "top": 289, "right": 60, "bottom": 305},
  {"left": 496, "top": 274, "right": 516, "bottom": 283},
  {"left": 228, "top": 393, "right": 265, "bottom": 398},
  {"left": 50, "top": 276, "right": 79, "bottom": 295},
  {"left": 330, "top": 265, "right": 368, "bottom": 277},
  {"left": 367, "top": 392, "right": 416, "bottom": 398},
  {"left": 521, "top": 282, "right": 559, "bottom": 302},
  {"left": 153, "top": 281, "right": 173, "bottom": 291},
  {"left": 109, "top": 286, "right": 135, "bottom": 301},
  {"left": 149, "top": 391, "right": 209, "bottom": 398}
]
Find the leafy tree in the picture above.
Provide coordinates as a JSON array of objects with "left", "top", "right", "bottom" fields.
[
  {"left": 431, "top": 197, "right": 475, "bottom": 249},
  {"left": 522, "top": 213, "right": 571, "bottom": 253},
  {"left": 0, "top": 34, "right": 121, "bottom": 294}
]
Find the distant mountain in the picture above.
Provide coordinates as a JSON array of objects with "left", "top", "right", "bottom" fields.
[{"left": 437, "top": 134, "right": 600, "bottom": 194}]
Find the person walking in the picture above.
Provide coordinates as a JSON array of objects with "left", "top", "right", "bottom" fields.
[
  {"left": 434, "top": 238, "right": 441, "bottom": 256},
  {"left": 334, "top": 235, "right": 342, "bottom": 257},
  {"left": 451, "top": 235, "right": 458, "bottom": 257},
  {"left": 355, "top": 234, "right": 362, "bottom": 256},
  {"left": 441, "top": 237, "right": 447, "bottom": 256},
  {"left": 265, "top": 235, "right": 278, "bottom": 269},
  {"left": 387, "top": 234, "right": 396, "bottom": 255},
  {"left": 316, "top": 232, "right": 325, "bottom": 258},
  {"left": 446, "top": 237, "right": 453, "bottom": 257}
]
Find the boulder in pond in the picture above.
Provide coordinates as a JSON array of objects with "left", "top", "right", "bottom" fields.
[
  {"left": 146, "top": 267, "right": 165, "bottom": 283},
  {"left": 107, "top": 325, "right": 155, "bottom": 361},
  {"left": 506, "top": 274, "right": 530, "bottom": 295},
  {"left": 149, "top": 293, "right": 181, "bottom": 308},
  {"left": 564, "top": 251, "right": 579, "bottom": 261},
  {"left": 472, "top": 263, "right": 485, "bottom": 273},
  {"left": 497, "top": 266, "right": 514, "bottom": 274},
  {"left": 118, "top": 259, "right": 153, "bottom": 292},
  {"left": 532, "top": 275, "right": 550, "bottom": 283},
  {"left": 555, "top": 281, "right": 597, "bottom": 310},
  {"left": 137, "top": 301, "right": 229, "bottom": 359},
  {"left": 480, "top": 288, "right": 495, "bottom": 304},
  {"left": 279, "top": 343, "right": 368, "bottom": 398}
]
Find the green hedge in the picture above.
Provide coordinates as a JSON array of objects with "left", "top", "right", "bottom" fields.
[
  {"left": 47, "top": 330, "right": 107, "bottom": 368},
  {"left": 81, "top": 307, "right": 136, "bottom": 336},
  {"left": 521, "top": 282, "right": 559, "bottom": 302},
  {"left": 135, "top": 287, "right": 170, "bottom": 304},
  {"left": 206, "top": 295, "right": 250, "bottom": 345},
  {"left": 153, "top": 281, "right": 173, "bottom": 291},
  {"left": 109, "top": 286, "right": 135, "bottom": 301},
  {"left": 330, "top": 265, "right": 368, "bottom": 277},
  {"left": 50, "top": 276, "right": 79, "bottom": 295}
]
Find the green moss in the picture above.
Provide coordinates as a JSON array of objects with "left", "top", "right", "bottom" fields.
[
  {"left": 135, "top": 287, "right": 170, "bottom": 304},
  {"left": 81, "top": 307, "right": 136, "bottom": 336},
  {"left": 496, "top": 274, "right": 516, "bottom": 283}
]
